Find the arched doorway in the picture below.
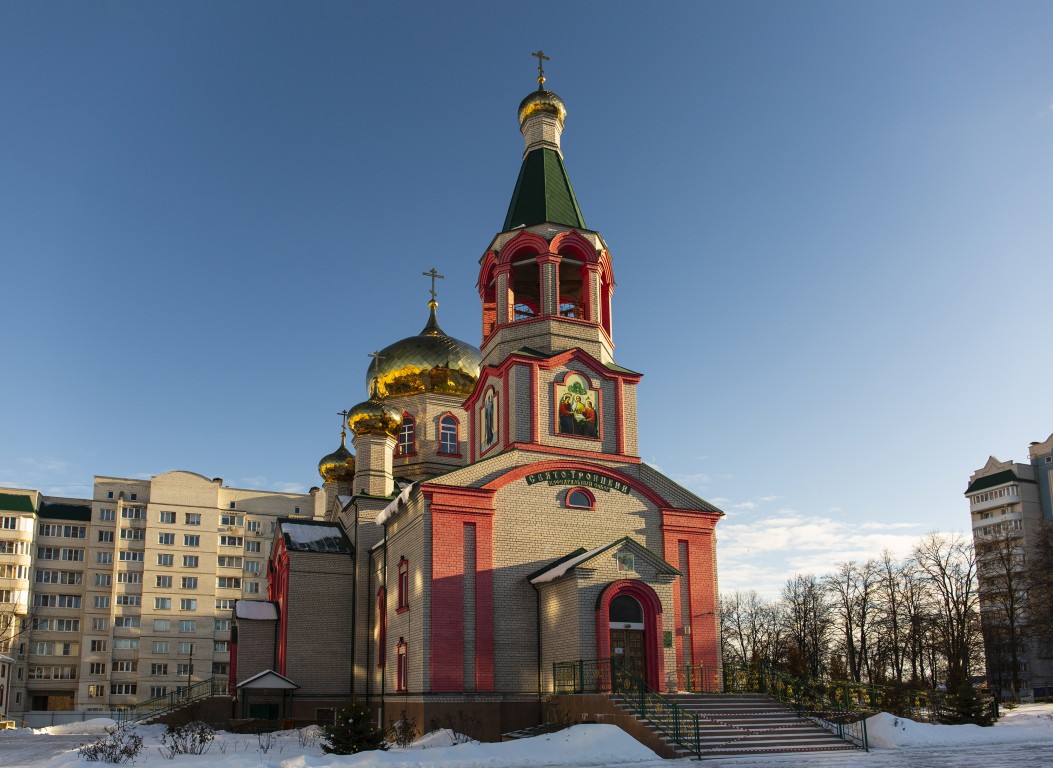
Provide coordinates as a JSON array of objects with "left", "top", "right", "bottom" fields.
[{"left": 608, "top": 595, "right": 646, "bottom": 680}]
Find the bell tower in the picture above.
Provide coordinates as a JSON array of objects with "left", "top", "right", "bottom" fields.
[{"left": 478, "top": 54, "right": 616, "bottom": 368}]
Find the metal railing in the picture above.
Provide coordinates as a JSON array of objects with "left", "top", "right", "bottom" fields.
[
  {"left": 553, "top": 658, "right": 702, "bottom": 757},
  {"left": 115, "top": 677, "right": 229, "bottom": 726}
]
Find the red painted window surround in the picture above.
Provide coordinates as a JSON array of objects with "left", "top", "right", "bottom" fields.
[
  {"left": 565, "top": 487, "right": 595, "bottom": 509},
  {"left": 396, "top": 558, "right": 409, "bottom": 614},
  {"left": 376, "top": 587, "right": 386, "bottom": 668},
  {"left": 396, "top": 640, "right": 407, "bottom": 692}
]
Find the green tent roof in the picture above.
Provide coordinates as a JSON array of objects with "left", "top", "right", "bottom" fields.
[
  {"left": 965, "top": 469, "right": 1035, "bottom": 494},
  {"left": 503, "top": 148, "right": 586, "bottom": 231},
  {"left": 0, "top": 492, "right": 35, "bottom": 513}
]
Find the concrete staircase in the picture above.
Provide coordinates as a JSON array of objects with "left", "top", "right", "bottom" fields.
[{"left": 613, "top": 692, "right": 863, "bottom": 759}]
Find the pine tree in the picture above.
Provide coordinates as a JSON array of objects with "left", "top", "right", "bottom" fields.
[{"left": 321, "top": 700, "right": 389, "bottom": 755}]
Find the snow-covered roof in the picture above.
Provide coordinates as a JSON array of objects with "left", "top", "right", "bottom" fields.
[
  {"left": 528, "top": 536, "right": 680, "bottom": 585},
  {"left": 237, "top": 669, "right": 299, "bottom": 690},
  {"left": 375, "top": 481, "right": 415, "bottom": 526},
  {"left": 235, "top": 601, "right": 278, "bottom": 621},
  {"left": 0, "top": 653, "right": 15, "bottom": 664},
  {"left": 280, "top": 519, "right": 351, "bottom": 553}
]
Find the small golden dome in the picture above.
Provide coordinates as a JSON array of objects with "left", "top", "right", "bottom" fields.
[
  {"left": 318, "top": 433, "right": 355, "bottom": 484},
  {"left": 348, "top": 394, "right": 402, "bottom": 439},
  {"left": 365, "top": 303, "right": 481, "bottom": 399},
  {"left": 518, "top": 88, "right": 566, "bottom": 128}
]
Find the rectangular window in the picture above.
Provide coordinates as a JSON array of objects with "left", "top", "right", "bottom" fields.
[
  {"left": 183, "top": 535, "right": 200, "bottom": 547},
  {"left": 183, "top": 555, "right": 199, "bottom": 568},
  {"left": 150, "top": 686, "right": 168, "bottom": 698},
  {"left": 118, "top": 550, "right": 144, "bottom": 562},
  {"left": 157, "top": 554, "right": 174, "bottom": 567},
  {"left": 214, "top": 641, "right": 229, "bottom": 653},
  {"left": 220, "top": 514, "right": 243, "bottom": 527},
  {"left": 93, "top": 596, "right": 110, "bottom": 609},
  {"left": 117, "top": 571, "right": 142, "bottom": 584},
  {"left": 158, "top": 533, "right": 175, "bottom": 546},
  {"left": 245, "top": 581, "right": 260, "bottom": 594},
  {"left": 152, "top": 641, "right": 169, "bottom": 654},
  {"left": 179, "top": 620, "right": 196, "bottom": 633},
  {"left": 95, "top": 573, "right": 112, "bottom": 587},
  {"left": 36, "top": 569, "right": 82, "bottom": 584},
  {"left": 397, "top": 642, "right": 408, "bottom": 692},
  {"left": 245, "top": 560, "right": 260, "bottom": 574},
  {"left": 112, "top": 660, "right": 137, "bottom": 673},
  {"left": 150, "top": 665, "right": 168, "bottom": 679},
  {"left": 176, "top": 663, "right": 191, "bottom": 676},
  {"left": 159, "top": 511, "right": 176, "bottom": 524},
  {"left": 212, "top": 662, "right": 228, "bottom": 675},
  {"left": 97, "top": 551, "right": 113, "bottom": 564},
  {"left": 246, "top": 540, "right": 261, "bottom": 553},
  {"left": 156, "top": 575, "right": 172, "bottom": 588},
  {"left": 90, "top": 640, "right": 107, "bottom": 652},
  {"left": 218, "top": 556, "right": 242, "bottom": 568},
  {"left": 110, "top": 683, "right": 137, "bottom": 695},
  {"left": 397, "top": 558, "right": 409, "bottom": 612},
  {"left": 154, "top": 619, "right": 170, "bottom": 632},
  {"left": 0, "top": 516, "right": 18, "bottom": 530},
  {"left": 155, "top": 597, "right": 172, "bottom": 610},
  {"left": 88, "top": 685, "right": 105, "bottom": 697},
  {"left": 99, "top": 508, "right": 116, "bottom": 521},
  {"left": 98, "top": 529, "right": 114, "bottom": 543},
  {"left": 178, "top": 641, "right": 194, "bottom": 654},
  {"left": 185, "top": 513, "right": 201, "bottom": 526},
  {"left": 181, "top": 577, "right": 198, "bottom": 590},
  {"left": 121, "top": 507, "right": 145, "bottom": 519},
  {"left": 219, "top": 535, "right": 243, "bottom": 547},
  {"left": 247, "top": 520, "right": 261, "bottom": 534},
  {"left": 113, "top": 639, "right": 139, "bottom": 650},
  {"left": 114, "top": 616, "right": 141, "bottom": 628},
  {"left": 180, "top": 598, "right": 197, "bottom": 611},
  {"left": 217, "top": 577, "right": 241, "bottom": 590},
  {"left": 215, "top": 599, "right": 235, "bottom": 610},
  {"left": 92, "top": 618, "right": 109, "bottom": 631},
  {"left": 120, "top": 528, "right": 145, "bottom": 540},
  {"left": 214, "top": 618, "right": 231, "bottom": 631}
]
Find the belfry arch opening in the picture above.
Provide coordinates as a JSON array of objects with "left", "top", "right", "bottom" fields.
[
  {"left": 511, "top": 257, "right": 541, "bottom": 320},
  {"left": 558, "top": 258, "right": 586, "bottom": 319}
]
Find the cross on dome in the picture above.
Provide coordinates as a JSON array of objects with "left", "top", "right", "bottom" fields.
[{"left": 531, "top": 50, "right": 549, "bottom": 88}]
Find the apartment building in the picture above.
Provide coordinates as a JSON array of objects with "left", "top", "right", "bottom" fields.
[{"left": 0, "top": 471, "right": 321, "bottom": 713}]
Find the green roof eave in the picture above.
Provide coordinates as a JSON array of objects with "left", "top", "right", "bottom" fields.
[
  {"left": 503, "top": 148, "right": 586, "bottom": 231},
  {"left": 965, "top": 469, "right": 1036, "bottom": 494},
  {"left": 38, "top": 503, "right": 92, "bottom": 521},
  {"left": 0, "top": 493, "right": 35, "bottom": 513}
]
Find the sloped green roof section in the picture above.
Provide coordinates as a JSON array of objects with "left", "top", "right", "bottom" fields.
[
  {"left": 503, "top": 148, "right": 586, "bottom": 231},
  {"left": 965, "top": 469, "right": 1035, "bottom": 494},
  {"left": 0, "top": 493, "right": 35, "bottom": 513}
]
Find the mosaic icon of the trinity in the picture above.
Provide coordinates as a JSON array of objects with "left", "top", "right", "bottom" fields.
[{"left": 556, "top": 373, "right": 599, "bottom": 438}]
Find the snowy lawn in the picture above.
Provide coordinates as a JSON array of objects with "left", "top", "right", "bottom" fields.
[{"left": 0, "top": 705, "right": 1051, "bottom": 768}]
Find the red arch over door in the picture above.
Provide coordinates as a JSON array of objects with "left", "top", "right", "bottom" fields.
[{"left": 596, "top": 578, "right": 664, "bottom": 691}]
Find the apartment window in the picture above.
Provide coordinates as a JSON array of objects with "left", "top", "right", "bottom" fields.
[
  {"left": 129, "top": 493, "right": 137, "bottom": 501},
  {"left": 183, "top": 535, "right": 200, "bottom": 547},
  {"left": 114, "top": 617, "right": 140, "bottom": 628},
  {"left": 38, "top": 547, "right": 85, "bottom": 561},
  {"left": 247, "top": 520, "right": 261, "bottom": 534},
  {"left": 150, "top": 686, "right": 168, "bottom": 697},
  {"left": 217, "top": 577, "right": 241, "bottom": 590},
  {"left": 36, "top": 569, "right": 81, "bottom": 584},
  {"left": 185, "top": 513, "right": 201, "bottom": 526},
  {"left": 158, "top": 533, "right": 175, "bottom": 546},
  {"left": 218, "top": 556, "right": 242, "bottom": 568},
  {"left": 397, "top": 557, "right": 409, "bottom": 612},
  {"left": 152, "top": 641, "right": 169, "bottom": 653},
  {"left": 58, "top": 619, "right": 80, "bottom": 632},
  {"left": 221, "top": 514, "right": 243, "bottom": 527},
  {"left": 159, "top": 511, "right": 176, "bottom": 524},
  {"left": 156, "top": 575, "right": 172, "bottom": 588},
  {"left": 155, "top": 598, "right": 172, "bottom": 610},
  {"left": 88, "top": 685, "right": 105, "bottom": 698},
  {"left": 154, "top": 619, "right": 170, "bottom": 632},
  {"left": 0, "top": 516, "right": 19, "bottom": 530},
  {"left": 91, "top": 618, "right": 109, "bottom": 631},
  {"left": 90, "top": 640, "right": 107, "bottom": 652},
  {"left": 396, "top": 639, "right": 408, "bottom": 692},
  {"left": 117, "top": 571, "right": 142, "bottom": 584},
  {"left": 214, "top": 641, "right": 229, "bottom": 653},
  {"left": 182, "top": 555, "right": 199, "bottom": 568},
  {"left": 245, "top": 581, "right": 260, "bottom": 594},
  {"left": 176, "top": 663, "right": 191, "bottom": 676},
  {"left": 179, "top": 621, "right": 196, "bottom": 633},
  {"left": 98, "top": 529, "right": 114, "bottom": 543},
  {"left": 157, "top": 554, "right": 174, "bottom": 567},
  {"left": 99, "top": 508, "right": 116, "bottom": 521},
  {"left": 181, "top": 577, "right": 198, "bottom": 590},
  {"left": 118, "top": 550, "right": 144, "bottom": 562},
  {"left": 180, "top": 599, "right": 198, "bottom": 611},
  {"left": 294, "top": 506, "right": 300, "bottom": 515},
  {"left": 245, "top": 560, "right": 260, "bottom": 574},
  {"left": 219, "top": 535, "right": 242, "bottom": 547},
  {"left": 113, "top": 639, "right": 139, "bottom": 650},
  {"left": 121, "top": 506, "right": 144, "bottom": 519},
  {"left": 212, "top": 662, "right": 228, "bottom": 675},
  {"left": 33, "top": 594, "right": 81, "bottom": 609},
  {"left": 178, "top": 642, "right": 194, "bottom": 654},
  {"left": 94, "top": 573, "right": 111, "bottom": 587},
  {"left": 97, "top": 552, "right": 113, "bottom": 564},
  {"left": 397, "top": 415, "right": 416, "bottom": 456},
  {"left": 112, "top": 660, "right": 137, "bottom": 673},
  {"left": 93, "top": 596, "right": 110, "bottom": 609},
  {"left": 110, "top": 683, "right": 137, "bottom": 695},
  {"left": 439, "top": 414, "right": 460, "bottom": 455},
  {"left": 229, "top": 501, "right": 236, "bottom": 509},
  {"left": 215, "top": 599, "right": 235, "bottom": 610},
  {"left": 246, "top": 540, "right": 261, "bottom": 553},
  {"left": 120, "top": 528, "right": 144, "bottom": 540},
  {"left": 214, "top": 619, "right": 231, "bottom": 631}
]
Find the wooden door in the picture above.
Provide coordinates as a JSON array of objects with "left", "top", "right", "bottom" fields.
[{"left": 610, "top": 628, "right": 646, "bottom": 680}]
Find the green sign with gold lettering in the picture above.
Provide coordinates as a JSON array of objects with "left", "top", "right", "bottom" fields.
[{"left": 524, "top": 470, "right": 631, "bottom": 494}]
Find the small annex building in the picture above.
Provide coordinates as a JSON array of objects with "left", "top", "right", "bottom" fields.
[{"left": 232, "top": 69, "right": 724, "bottom": 738}]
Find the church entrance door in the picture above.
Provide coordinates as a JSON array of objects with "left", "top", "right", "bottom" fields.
[{"left": 608, "top": 594, "right": 646, "bottom": 681}]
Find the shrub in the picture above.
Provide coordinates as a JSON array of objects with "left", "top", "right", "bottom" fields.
[
  {"left": 157, "top": 720, "right": 215, "bottom": 758},
  {"left": 321, "top": 699, "right": 388, "bottom": 755},
  {"left": 387, "top": 710, "right": 418, "bottom": 747},
  {"left": 78, "top": 724, "right": 144, "bottom": 764}
]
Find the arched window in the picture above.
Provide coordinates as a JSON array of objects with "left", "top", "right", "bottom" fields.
[
  {"left": 566, "top": 488, "right": 594, "bottom": 509},
  {"left": 397, "top": 557, "right": 409, "bottom": 613},
  {"left": 511, "top": 258, "right": 540, "bottom": 320},
  {"left": 558, "top": 259, "right": 586, "bottom": 319},
  {"left": 438, "top": 415, "right": 459, "bottom": 455},
  {"left": 397, "top": 415, "right": 416, "bottom": 457},
  {"left": 609, "top": 594, "right": 644, "bottom": 626}
]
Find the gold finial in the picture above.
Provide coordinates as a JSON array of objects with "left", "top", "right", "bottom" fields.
[
  {"left": 531, "top": 50, "right": 549, "bottom": 89},
  {"left": 337, "top": 409, "right": 350, "bottom": 441},
  {"left": 422, "top": 267, "right": 444, "bottom": 308},
  {"left": 368, "top": 351, "right": 383, "bottom": 398}
]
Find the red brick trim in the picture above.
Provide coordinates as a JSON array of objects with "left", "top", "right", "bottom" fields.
[{"left": 595, "top": 579, "right": 664, "bottom": 691}]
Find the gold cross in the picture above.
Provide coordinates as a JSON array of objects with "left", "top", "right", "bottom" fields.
[
  {"left": 337, "top": 409, "right": 350, "bottom": 437},
  {"left": 422, "top": 267, "right": 445, "bottom": 302},
  {"left": 367, "top": 352, "right": 383, "bottom": 397},
  {"left": 531, "top": 50, "right": 549, "bottom": 87}
]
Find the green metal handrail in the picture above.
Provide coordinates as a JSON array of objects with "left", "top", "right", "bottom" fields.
[{"left": 115, "top": 677, "right": 229, "bottom": 726}]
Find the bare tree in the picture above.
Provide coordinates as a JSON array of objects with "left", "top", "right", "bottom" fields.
[
  {"left": 1024, "top": 521, "right": 1053, "bottom": 660},
  {"left": 826, "top": 559, "right": 880, "bottom": 683},
  {"left": 974, "top": 521, "right": 1029, "bottom": 700},
  {"left": 781, "top": 574, "right": 832, "bottom": 678}
]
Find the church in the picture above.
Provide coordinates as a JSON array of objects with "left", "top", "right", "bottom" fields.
[{"left": 231, "top": 60, "right": 724, "bottom": 738}]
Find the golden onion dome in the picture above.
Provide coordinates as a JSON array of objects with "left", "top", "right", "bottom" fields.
[
  {"left": 518, "top": 88, "right": 566, "bottom": 128},
  {"left": 318, "top": 432, "right": 355, "bottom": 484},
  {"left": 365, "top": 303, "right": 481, "bottom": 399},
  {"left": 348, "top": 393, "right": 402, "bottom": 438}
]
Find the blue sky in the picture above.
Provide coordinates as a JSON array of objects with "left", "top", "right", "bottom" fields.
[{"left": 2, "top": 2, "right": 1051, "bottom": 596}]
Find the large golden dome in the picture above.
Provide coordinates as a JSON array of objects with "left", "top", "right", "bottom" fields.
[
  {"left": 318, "top": 432, "right": 355, "bottom": 483},
  {"left": 365, "top": 303, "right": 481, "bottom": 399},
  {"left": 518, "top": 88, "right": 566, "bottom": 128},
  {"left": 348, "top": 392, "right": 402, "bottom": 438}
]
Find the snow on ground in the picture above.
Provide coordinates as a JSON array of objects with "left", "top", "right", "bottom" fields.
[{"left": 1, "top": 707, "right": 1052, "bottom": 768}]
